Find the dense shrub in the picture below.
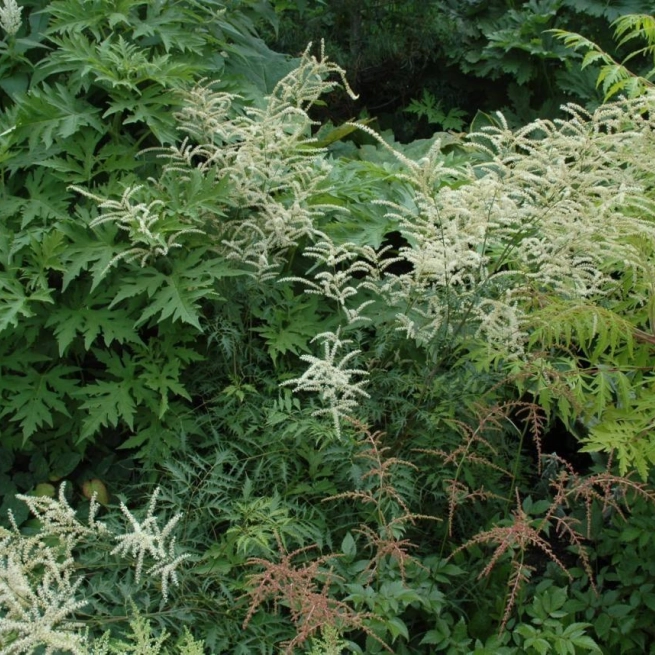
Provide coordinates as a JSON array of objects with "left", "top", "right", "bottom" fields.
[{"left": 3, "top": 1, "right": 655, "bottom": 653}]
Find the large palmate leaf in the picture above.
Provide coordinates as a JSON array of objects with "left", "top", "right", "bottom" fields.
[
  {"left": 58, "top": 217, "right": 120, "bottom": 291},
  {"left": 0, "top": 364, "right": 79, "bottom": 441},
  {"left": 110, "top": 250, "right": 244, "bottom": 330},
  {"left": 45, "top": 288, "right": 142, "bottom": 356},
  {"left": 36, "top": 128, "right": 142, "bottom": 184},
  {"left": 0, "top": 168, "right": 72, "bottom": 229},
  {"left": 0, "top": 273, "right": 54, "bottom": 333},
  {"left": 253, "top": 291, "right": 327, "bottom": 365},
  {"left": 77, "top": 338, "right": 201, "bottom": 442},
  {"left": 78, "top": 378, "right": 138, "bottom": 440},
  {"left": 76, "top": 349, "right": 144, "bottom": 440},
  {"left": 14, "top": 82, "right": 103, "bottom": 149}
]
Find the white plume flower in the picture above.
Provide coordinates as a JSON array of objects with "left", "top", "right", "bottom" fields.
[
  {"left": 1, "top": 483, "right": 190, "bottom": 651},
  {"left": 111, "top": 487, "right": 191, "bottom": 604},
  {"left": 282, "top": 330, "right": 369, "bottom": 437},
  {"left": 0, "top": 0, "right": 22, "bottom": 37}
]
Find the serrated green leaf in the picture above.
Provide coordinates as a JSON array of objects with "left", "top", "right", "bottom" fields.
[
  {"left": 0, "top": 274, "right": 54, "bottom": 332},
  {"left": 581, "top": 50, "right": 607, "bottom": 70},
  {"left": 136, "top": 270, "right": 206, "bottom": 330},
  {"left": 78, "top": 378, "right": 137, "bottom": 441},
  {"left": 59, "top": 216, "right": 120, "bottom": 291},
  {"left": 341, "top": 532, "right": 356, "bottom": 559},
  {"left": 112, "top": 251, "right": 241, "bottom": 330},
  {"left": 15, "top": 82, "right": 103, "bottom": 149},
  {"left": 117, "top": 431, "right": 150, "bottom": 450},
  {"left": 46, "top": 303, "right": 142, "bottom": 355},
  {"left": 36, "top": 128, "right": 105, "bottom": 184},
  {"left": 420, "top": 630, "right": 442, "bottom": 646},
  {"left": 138, "top": 351, "right": 191, "bottom": 418},
  {"left": 386, "top": 616, "right": 409, "bottom": 642},
  {"left": 569, "top": 635, "right": 602, "bottom": 651},
  {"left": 13, "top": 168, "right": 73, "bottom": 228},
  {"left": 1, "top": 365, "right": 79, "bottom": 441}
]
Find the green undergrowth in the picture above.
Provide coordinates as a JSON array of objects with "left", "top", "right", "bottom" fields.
[{"left": 2, "top": 1, "right": 655, "bottom": 653}]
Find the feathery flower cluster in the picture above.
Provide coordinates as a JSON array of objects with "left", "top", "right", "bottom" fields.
[
  {"left": 0, "top": 484, "right": 190, "bottom": 653},
  {"left": 15, "top": 482, "right": 108, "bottom": 545},
  {"left": 283, "top": 240, "right": 385, "bottom": 325},
  {"left": 282, "top": 330, "right": 370, "bottom": 437},
  {"left": 360, "top": 92, "right": 655, "bottom": 355},
  {"left": 0, "top": 0, "right": 21, "bottom": 37},
  {"left": 0, "top": 485, "right": 104, "bottom": 654},
  {"left": 75, "top": 44, "right": 357, "bottom": 281},
  {"left": 71, "top": 48, "right": 655, "bottom": 437},
  {"left": 163, "top": 43, "right": 358, "bottom": 280},
  {"left": 70, "top": 184, "right": 205, "bottom": 272},
  {"left": 111, "top": 487, "right": 190, "bottom": 604},
  {"left": 280, "top": 92, "right": 655, "bottom": 427}
]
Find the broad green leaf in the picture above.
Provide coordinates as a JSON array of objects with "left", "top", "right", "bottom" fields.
[
  {"left": 46, "top": 302, "right": 142, "bottom": 355},
  {"left": 112, "top": 251, "right": 242, "bottom": 330},
  {"left": 1, "top": 365, "right": 79, "bottom": 441},
  {"left": 15, "top": 82, "right": 103, "bottom": 149},
  {"left": 78, "top": 378, "right": 137, "bottom": 440},
  {"left": 138, "top": 351, "right": 192, "bottom": 418},
  {"left": 0, "top": 274, "right": 54, "bottom": 332},
  {"left": 5, "top": 168, "right": 73, "bottom": 229},
  {"left": 59, "top": 218, "right": 119, "bottom": 291},
  {"left": 386, "top": 616, "right": 409, "bottom": 642}
]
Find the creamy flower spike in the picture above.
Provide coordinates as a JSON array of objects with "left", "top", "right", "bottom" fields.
[{"left": 0, "top": 0, "right": 21, "bottom": 37}]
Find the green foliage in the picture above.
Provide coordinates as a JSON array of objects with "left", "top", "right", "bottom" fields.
[
  {"left": 404, "top": 90, "right": 468, "bottom": 131},
  {"left": 512, "top": 583, "right": 602, "bottom": 653},
  {"left": 305, "top": 625, "right": 350, "bottom": 655},
  {"left": 0, "top": 0, "right": 289, "bottom": 468},
  {"left": 551, "top": 13, "right": 655, "bottom": 100},
  {"left": 92, "top": 606, "right": 206, "bottom": 654},
  {"left": 4, "top": 2, "right": 655, "bottom": 653},
  {"left": 265, "top": 0, "right": 655, "bottom": 134}
]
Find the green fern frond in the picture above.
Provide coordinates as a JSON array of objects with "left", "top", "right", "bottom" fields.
[
  {"left": 527, "top": 299, "right": 636, "bottom": 360},
  {"left": 613, "top": 13, "right": 655, "bottom": 52},
  {"left": 550, "top": 15, "right": 655, "bottom": 100},
  {"left": 582, "top": 398, "right": 655, "bottom": 480},
  {"left": 92, "top": 602, "right": 206, "bottom": 654}
]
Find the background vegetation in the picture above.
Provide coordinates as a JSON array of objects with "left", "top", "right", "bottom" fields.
[
  {"left": 2, "top": 0, "right": 655, "bottom": 653},
  {"left": 266, "top": 0, "right": 655, "bottom": 137}
]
